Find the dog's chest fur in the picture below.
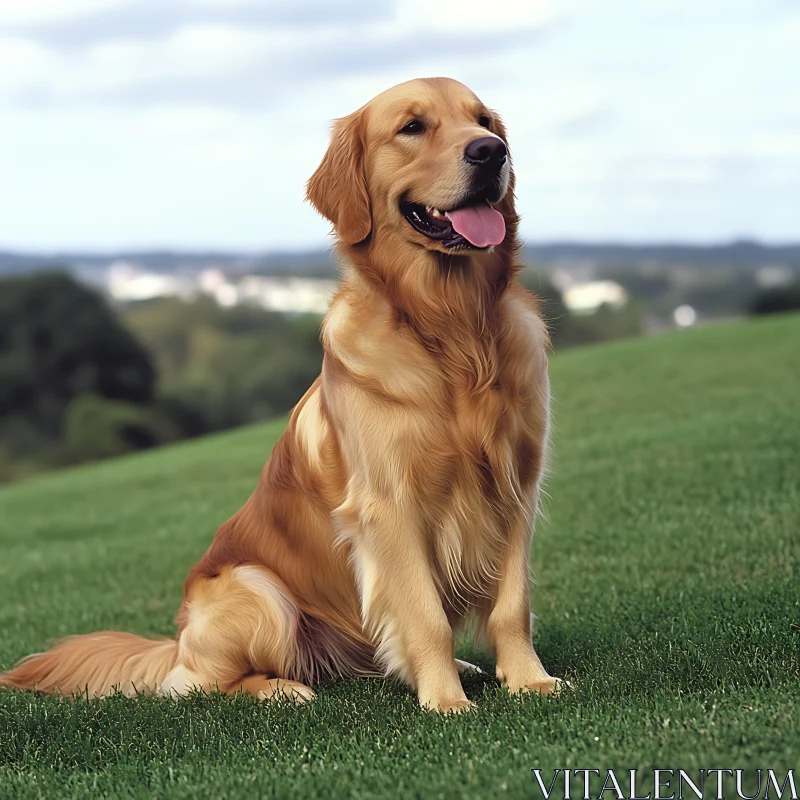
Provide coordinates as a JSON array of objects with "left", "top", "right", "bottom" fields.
[
  {"left": 330, "top": 285, "right": 549, "bottom": 602},
  {"left": 323, "top": 280, "right": 550, "bottom": 605},
  {"left": 429, "top": 330, "right": 548, "bottom": 605}
]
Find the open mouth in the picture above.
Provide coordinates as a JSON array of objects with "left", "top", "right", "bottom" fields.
[{"left": 400, "top": 195, "right": 506, "bottom": 250}]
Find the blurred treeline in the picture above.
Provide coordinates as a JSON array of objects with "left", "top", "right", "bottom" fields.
[
  {"left": 124, "top": 297, "right": 323, "bottom": 436},
  {"left": 0, "top": 272, "right": 322, "bottom": 482},
  {"left": 1, "top": 268, "right": 798, "bottom": 483}
]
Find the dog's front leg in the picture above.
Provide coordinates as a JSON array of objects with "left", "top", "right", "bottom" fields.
[
  {"left": 346, "top": 500, "right": 471, "bottom": 713},
  {"left": 485, "top": 518, "right": 563, "bottom": 696}
]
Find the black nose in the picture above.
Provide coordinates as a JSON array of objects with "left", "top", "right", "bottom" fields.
[{"left": 464, "top": 136, "right": 507, "bottom": 168}]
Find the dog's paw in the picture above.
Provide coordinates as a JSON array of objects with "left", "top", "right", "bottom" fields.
[
  {"left": 511, "top": 677, "right": 569, "bottom": 697},
  {"left": 257, "top": 679, "right": 316, "bottom": 703},
  {"left": 420, "top": 694, "right": 475, "bottom": 714}
]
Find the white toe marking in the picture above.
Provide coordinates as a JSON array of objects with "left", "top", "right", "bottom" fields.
[{"left": 455, "top": 658, "right": 484, "bottom": 675}]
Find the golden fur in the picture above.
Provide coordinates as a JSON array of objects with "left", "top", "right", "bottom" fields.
[{"left": 0, "top": 78, "right": 561, "bottom": 712}]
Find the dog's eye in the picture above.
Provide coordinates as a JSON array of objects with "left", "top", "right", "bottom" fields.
[
  {"left": 478, "top": 114, "right": 492, "bottom": 129},
  {"left": 399, "top": 120, "right": 425, "bottom": 136}
]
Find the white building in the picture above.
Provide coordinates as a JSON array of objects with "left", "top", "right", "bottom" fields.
[
  {"left": 562, "top": 280, "right": 629, "bottom": 314},
  {"left": 106, "top": 261, "right": 182, "bottom": 303},
  {"left": 105, "top": 262, "right": 337, "bottom": 315},
  {"left": 237, "top": 275, "right": 337, "bottom": 315}
]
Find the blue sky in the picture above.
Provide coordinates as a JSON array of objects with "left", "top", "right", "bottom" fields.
[{"left": 0, "top": 0, "right": 798, "bottom": 251}]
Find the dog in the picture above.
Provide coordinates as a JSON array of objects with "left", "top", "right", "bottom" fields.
[{"left": 0, "top": 78, "right": 562, "bottom": 712}]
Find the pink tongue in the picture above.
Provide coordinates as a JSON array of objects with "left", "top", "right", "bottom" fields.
[{"left": 445, "top": 203, "right": 506, "bottom": 248}]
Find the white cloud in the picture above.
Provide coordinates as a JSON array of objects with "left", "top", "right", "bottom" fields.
[
  {"left": 127, "top": 105, "right": 239, "bottom": 138},
  {"left": 0, "top": 0, "right": 798, "bottom": 247},
  {"left": 0, "top": 25, "right": 305, "bottom": 102},
  {"left": 0, "top": 0, "right": 131, "bottom": 25},
  {"left": 394, "top": 0, "right": 558, "bottom": 33},
  {"left": 0, "top": 36, "right": 53, "bottom": 92},
  {"left": 0, "top": 2, "right": 554, "bottom": 106}
]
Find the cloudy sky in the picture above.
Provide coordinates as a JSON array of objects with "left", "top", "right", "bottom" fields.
[{"left": 0, "top": 0, "right": 798, "bottom": 251}]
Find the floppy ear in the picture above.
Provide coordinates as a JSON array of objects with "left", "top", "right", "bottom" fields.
[{"left": 306, "top": 110, "right": 371, "bottom": 246}]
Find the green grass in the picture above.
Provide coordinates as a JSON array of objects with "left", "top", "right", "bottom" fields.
[{"left": 1, "top": 314, "right": 798, "bottom": 799}]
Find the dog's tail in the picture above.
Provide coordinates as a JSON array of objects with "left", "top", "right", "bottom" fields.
[{"left": 0, "top": 632, "right": 178, "bottom": 697}]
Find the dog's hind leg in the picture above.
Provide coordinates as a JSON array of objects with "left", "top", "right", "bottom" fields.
[{"left": 158, "top": 564, "right": 314, "bottom": 701}]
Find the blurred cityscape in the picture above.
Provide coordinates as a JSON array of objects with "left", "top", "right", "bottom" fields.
[
  {"left": 3, "top": 240, "right": 799, "bottom": 483},
  {"left": 4, "top": 239, "right": 799, "bottom": 324}
]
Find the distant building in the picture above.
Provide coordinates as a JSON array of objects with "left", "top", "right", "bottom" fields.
[
  {"left": 198, "top": 268, "right": 238, "bottom": 307},
  {"left": 756, "top": 265, "right": 793, "bottom": 288},
  {"left": 562, "top": 280, "right": 628, "bottom": 314},
  {"left": 106, "top": 261, "right": 182, "bottom": 302},
  {"left": 237, "top": 275, "right": 337, "bottom": 315},
  {"left": 104, "top": 262, "right": 337, "bottom": 315},
  {"left": 673, "top": 304, "right": 698, "bottom": 327}
]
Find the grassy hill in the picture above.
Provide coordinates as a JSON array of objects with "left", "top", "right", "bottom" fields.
[{"left": 0, "top": 314, "right": 798, "bottom": 799}]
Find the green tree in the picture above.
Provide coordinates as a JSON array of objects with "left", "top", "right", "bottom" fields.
[
  {"left": 124, "top": 297, "right": 324, "bottom": 435},
  {"left": 749, "top": 283, "right": 800, "bottom": 316},
  {"left": 60, "top": 394, "right": 177, "bottom": 464},
  {"left": 0, "top": 271, "right": 156, "bottom": 456}
]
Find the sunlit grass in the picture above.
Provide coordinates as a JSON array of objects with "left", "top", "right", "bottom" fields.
[{"left": 1, "top": 314, "right": 798, "bottom": 799}]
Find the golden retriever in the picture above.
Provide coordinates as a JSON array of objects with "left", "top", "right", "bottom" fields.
[{"left": 0, "top": 77, "right": 562, "bottom": 712}]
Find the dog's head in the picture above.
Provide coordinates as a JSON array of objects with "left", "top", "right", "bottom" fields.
[{"left": 307, "top": 77, "right": 515, "bottom": 255}]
